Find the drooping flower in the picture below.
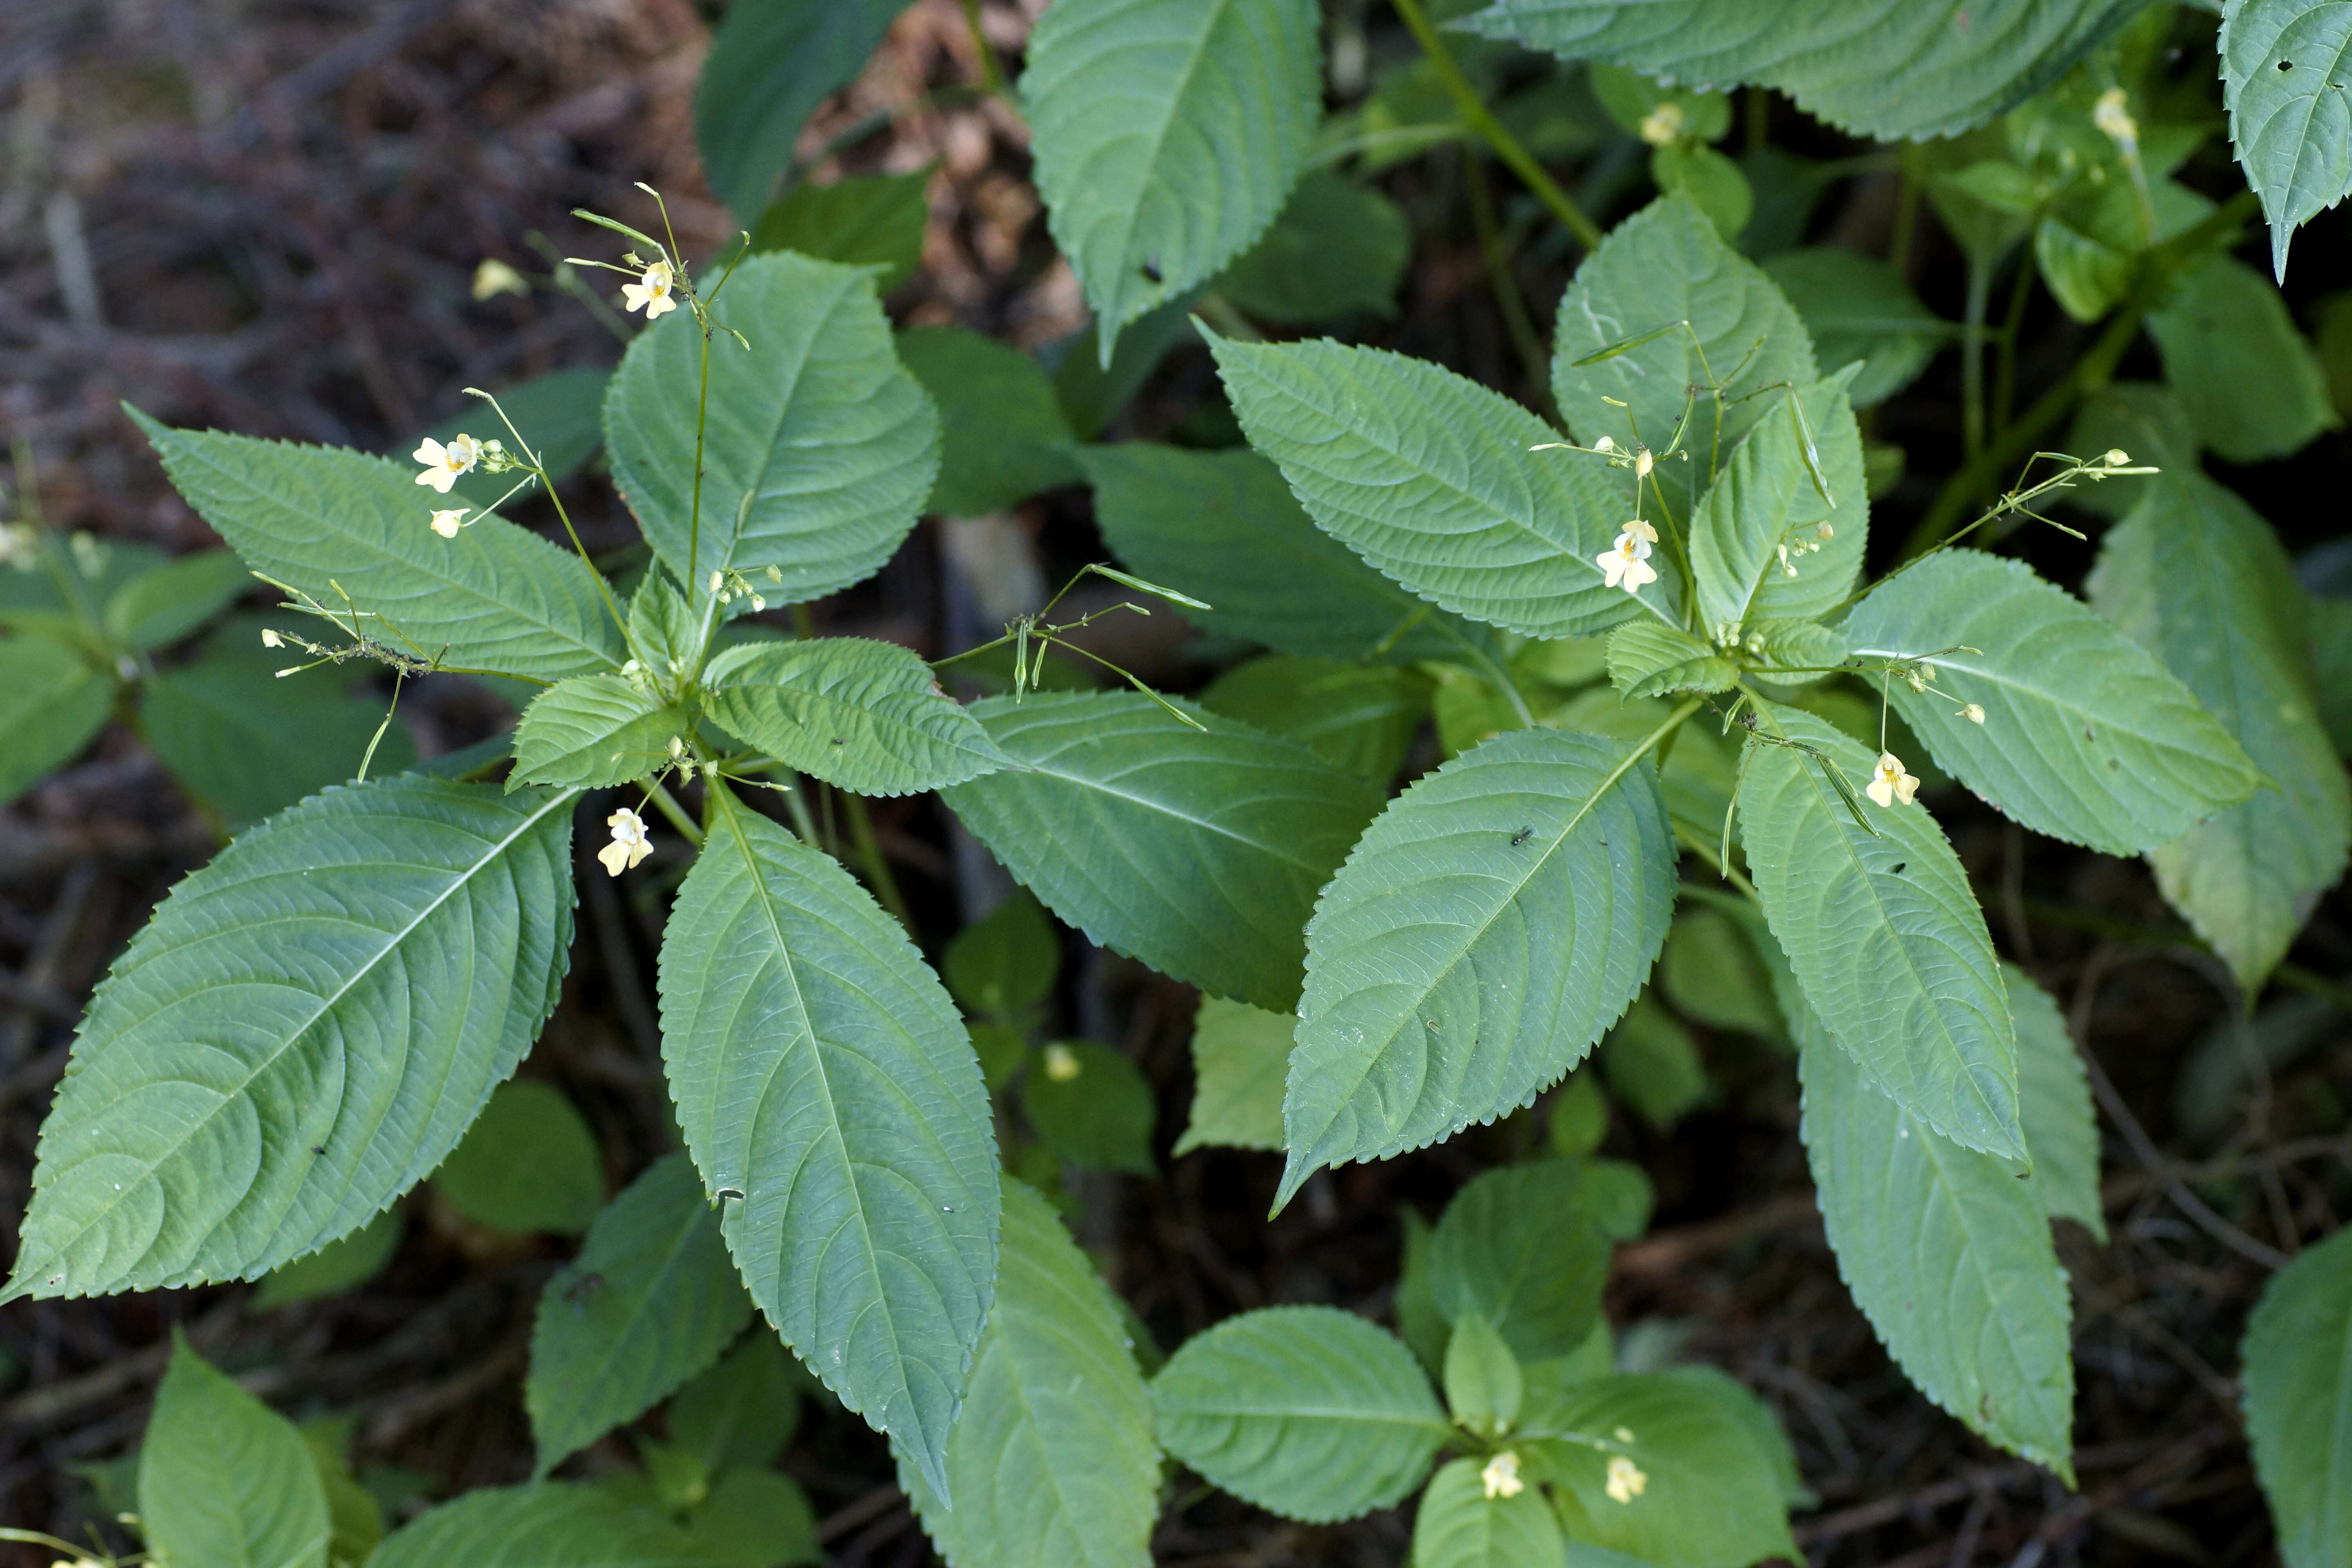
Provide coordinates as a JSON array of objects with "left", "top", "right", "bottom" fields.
[
  {"left": 598, "top": 806, "right": 653, "bottom": 877},
  {"left": 1592, "top": 435, "right": 1616, "bottom": 454},
  {"left": 1480, "top": 1452, "right": 1524, "bottom": 1500},
  {"left": 1619, "top": 518, "right": 1659, "bottom": 545},
  {"left": 1866, "top": 751, "right": 1921, "bottom": 809},
  {"left": 428, "top": 508, "right": 470, "bottom": 539},
  {"left": 472, "top": 258, "right": 529, "bottom": 300},
  {"left": 1596, "top": 532, "right": 1659, "bottom": 593},
  {"left": 1605, "top": 1454, "right": 1648, "bottom": 1504},
  {"left": 260, "top": 628, "right": 284, "bottom": 649},
  {"left": 1962, "top": 703, "right": 1986, "bottom": 725},
  {"left": 622, "top": 259, "right": 679, "bottom": 320},
  {"left": 412, "top": 434, "right": 483, "bottom": 493},
  {"left": 1633, "top": 446, "right": 1655, "bottom": 477}
]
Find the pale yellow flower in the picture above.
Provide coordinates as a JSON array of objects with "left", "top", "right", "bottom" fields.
[
  {"left": 1043, "top": 1043, "right": 1082, "bottom": 1082},
  {"left": 412, "top": 434, "right": 483, "bottom": 494},
  {"left": 1633, "top": 446, "right": 1655, "bottom": 478},
  {"left": 1619, "top": 518, "right": 1659, "bottom": 545},
  {"left": 1593, "top": 435, "right": 1616, "bottom": 454},
  {"left": 472, "top": 258, "right": 529, "bottom": 300},
  {"left": 598, "top": 807, "right": 653, "bottom": 877},
  {"left": 428, "top": 508, "right": 470, "bottom": 539},
  {"left": 2092, "top": 87, "right": 2137, "bottom": 146},
  {"left": 260, "top": 628, "right": 284, "bottom": 649},
  {"left": 622, "top": 259, "right": 679, "bottom": 320},
  {"left": 1639, "top": 102, "right": 1685, "bottom": 147},
  {"left": 1480, "top": 1452, "right": 1524, "bottom": 1500},
  {"left": 1867, "top": 751, "right": 1920, "bottom": 809},
  {"left": 1963, "top": 703, "right": 1985, "bottom": 725},
  {"left": 1605, "top": 1454, "right": 1648, "bottom": 1504},
  {"left": 1596, "top": 532, "right": 1659, "bottom": 593}
]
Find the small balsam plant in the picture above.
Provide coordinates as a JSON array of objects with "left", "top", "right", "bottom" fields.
[{"left": 10, "top": 0, "right": 2352, "bottom": 1563}]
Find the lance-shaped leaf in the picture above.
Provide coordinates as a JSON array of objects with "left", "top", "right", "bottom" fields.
[
  {"left": 1410, "top": 1458, "right": 1568, "bottom": 1568},
  {"left": 657, "top": 797, "right": 998, "bottom": 1496},
  {"left": 1551, "top": 195, "right": 1817, "bottom": 520},
  {"left": 7, "top": 776, "right": 577, "bottom": 1299},
  {"left": 898, "top": 1180, "right": 1160, "bottom": 1568},
  {"left": 368, "top": 1482, "right": 715, "bottom": 1567},
  {"left": 605, "top": 252, "right": 940, "bottom": 603},
  {"left": 2243, "top": 1223, "right": 2352, "bottom": 1568},
  {"left": 1151, "top": 1306, "right": 1450, "bottom": 1523},
  {"left": 2223, "top": 0, "right": 2352, "bottom": 279},
  {"left": 2090, "top": 476, "right": 2352, "bottom": 991},
  {"left": 0, "top": 634, "right": 111, "bottom": 807},
  {"left": 511, "top": 673, "right": 687, "bottom": 791},
  {"left": 703, "top": 637, "right": 1009, "bottom": 797},
  {"left": 526, "top": 1153, "right": 756, "bottom": 1475},
  {"left": 1209, "top": 332, "right": 1648, "bottom": 638},
  {"left": 1080, "top": 442, "right": 1506, "bottom": 668},
  {"left": 2008, "top": 963, "right": 2105, "bottom": 1241},
  {"left": 130, "top": 411, "right": 622, "bottom": 682},
  {"left": 941, "top": 693, "right": 1382, "bottom": 1013},
  {"left": 141, "top": 1336, "right": 332, "bottom": 1568},
  {"left": 1023, "top": 0, "right": 1322, "bottom": 354},
  {"left": 1468, "top": 0, "right": 2144, "bottom": 143},
  {"left": 1688, "top": 370, "right": 1865, "bottom": 638},
  {"left": 1846, "top": 548, "right": 2261, "bottom": 855},
  {"left": 694, "top": 0, "right": 915, "bottom": 217},
  {"left": 1737, "top": 704, "right": 2022, "bottom": 1160},
  {"left": 1798, "top": 1016, "right": 2075, "bottom": 1480},
  {"left": 1281, "top": 728, "right": 1676, "bottom": 1202}
]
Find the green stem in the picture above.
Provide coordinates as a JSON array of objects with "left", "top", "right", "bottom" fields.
[
  {"left": 646, "top": 780, "right": 704, "bottom": 848},
  {"left": 1991, "top": 249, "right": 2035, "bottom": 439},
  {"left": 958, "top": 0, "right": 1006, "bottom": 92},
  {"left": 843, "top": 792, "right": 913, "bottom": 931},
  {"left": 688, "top": 317, "right": 713, "bottom": 605},
  {"left": 1391, "top": 0, "right": 1604, "bottom": 250},
  {"left": 537, "top": 473, "right": 634, "bottom": 654},
  {"left": 1961, "top": 249, "right": 1992, "bottom": 467},
  {"left": 1465, "top": 152, "right": 1555, "bottom": 420}
]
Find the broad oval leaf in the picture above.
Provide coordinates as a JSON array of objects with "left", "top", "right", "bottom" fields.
[
  {"left": 671, "top": 1332, "right": 805, "bottom": 1475},
  {"left": 1023, "top": 0, "right": 1322, "bottom": 351},
  {"left": 703, "top": 637, "right": 1008, "bottom": 797},
  {"left": 511, "top": 673, "right": 684, "bottom": 791},
  {"left": 2090, "top": 475, "right": 2352, "bottom": 990},
  {"left": 1079, "top": 442, "right": 1508, "bottom": 668},
  {"left": 1738, "top": 704, "right": 2022, "bottom": 1160},
  {"left": 140, "top": 1336, "right": 331, "bottom": 1568},
  {"left": 1216, "top": 168, "right": 1412, "bottom": 325},
  {"left": 754, "top": 171, "right": 932, "bottom": 290},
  {"left": 1845, "top": 548, "right": 2262, "bottom": 855},
  {"left": 250, "top": 1206, "right": 404, "bottom": 1310},
  {"left": 899, "top": 1179, "right": 1160, "bottom": 1568},
  {"left": 1210, "top": 332, "right": 1647, "bottom": 638},
  {"left": 130, "top": 410, "right": 623, "bottom": 682},
  {"left": 941, "top": 692, "right": 1383, "bottom": 1013},
  {"left": 1428, "top": 1161, "right": 1612, "bottom": 1361},
  {"left": 693, "top": 0, "right": 914, "bottom": 216},
  {"left": 1761, "top": 247, "right": 1945, "bottom": 407},
  {"left": 2222, "top": 0, "right": 2352, "bottom": 279},
  {"left": 369, "top": 1481, "right": 716, "bottom": 1568},
  {"left": 1176, "top": 996, "right": 1293, "bottom": 1155},
  {"left": 2243, "top": 1223, "right": 2352, "bottom": 1568},
  {"left": 1470, "top": 0, "right": 2144, "bottom": 142},
  {"left": 105, "top": 547, "right": 250, "bottom": 652},
  {"left": 2008, "top": 963, "right": 2105, "bottom": 1242},
  {"left": 657, "top": 795, "right": 998, "bottom": 1497},
  {"left": 1798, "top": 1019, "right": 2074, "bottom": 1479},
  {"left": 897, "top": 327, "right": 1081, "bottom": 516},
  {"left": 434, "top": 1078, "right": 605, "bottom": 1235},
  {"left": 1281, "top": 727, "right": 1675, "bottom": 1199},
  {"left": 1151, "top": 1305, "right": 1449, "bottom": 1523},
  {"left": 1409, "top": 1457, "right": 1567, "bottom": 1568},
  {"left": 527, "top": 1153, "right": 755, "bottom": 1475},
  {"left": 2147, "top": 254, "right": 2337, "bottom": 461},
  {"left": 604, "top": 252, "right": 940, "bottom": 603},
  {"left": 1688, "top": 371, "right": 1865, "bottom": 638},
  {"left": 1199, "top": 656, "right": 1429, "bottom": 785},
  {"left": 0, "top": 633, "right": 111, "bottom": 806},
  {"left": 7, "top": 776, "right": 577, "bottom": 1298}
]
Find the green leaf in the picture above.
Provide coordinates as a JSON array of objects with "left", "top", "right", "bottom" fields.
[
  {"left": 1079, "top": 442, "right": 1509, "bottom": 667},
  {"left": 1198, "top": 655, "right": 1428, "bottom": 783},
  {"left": 1279, "top": 728, "right": 1675, "bottom": 1198},
  {"left": 942, "top": 692, "right": 1382, "bottom": 1013},
  {"left": 943, "top": 889, "right": 1062, "bottom": 1019},
  {"left": 1652, "top": 143, "right": 1754, "bottom": 241},
  {"left": 2062, "top": 381, "right": 2198, "bottom": 519},
  {"left": 1844, "top": 548, "right": 2263, "bottom": 855},
  {"left": 752, "top": 171, "right": 931, "bottom": 290},
  {"left": 702, "top": 637, "right": 1007, "bottom": 797},
  {"left": 2243, "top": 1223, "right": 2352, "bottom": 1568},
  {"left": 1760, "top": 247, "right": 1945, "bottom": 407},
  {"left": 1428, "top": 1161, "right": 1612, "bottom": 1361},
  {"left": 1738, "top": 704, "right": 2022, "bottom": 1160},
  {"left": 1468, "top": 0, "right": 2145, "bottom": 142},
  {"left": 105, "top": 548, "right": 250, "bottom": 651},
  {"left": 604, "top": 253, "right": 940, "bottom": 601},
  {"left": 1573, "top": 1155, "right": 1657, "bottom": 1242},
  {"left": 1525, "top": 1370, "right": 1798, "bottom": 1566},
  {"left": 1798, "top": 1014, "right": 2074, "bottom": 1479},
  {"left": 1590, "top": 64, "right": 1734, "bottom": 142},
  {"left": 694, "top": 0, "right": 914, "bottom": 216},
  {"left": 1216, "top": 169, "right": 1411, "bottom": 324},
  {"left": 1547, "top": 1073, "right": 1608, "bottom": 1157},
  {"left": 510, "top": 673, "right": 683, "bottom": 791},
  {"left": 302, "top": 1418, "right": 386, "bottom": 1568},
  {"left": 1023, "top": 1040, "right": 1158, "bottom": 1174},
  {"left": 2090, "top": 475, "right": 2352, "bottom": 990},
  {"left": 2148, "top": 255, "right": 2337, "bottom": 461},
  {"left": 679, "top": 1469, "right": 820, "bottom": 1568},
  {"left": 8, "top": 775, "right": 577, "bottom": 1298},
  {"left": 1551, "top": 195, "right": 1818, "bottom": 521},
  {"left": 2006, "top": 963, "right": 2104, "bottom": 1241},
  {"left": 527, "top": 1153, "right": 756, "bottom": 1474},
  {"left": 1659, "top": 906, "right": 1783, "bottom": 1044},
  {"left": 628, "top": 575, "right": 706, "bottom": 692},
  {"left": 1022, "top": 0, "right": 1322, "bottom": 351},
  {"left": 1605, "top": 619, "right": 1735, "bottom": 700},
  {"left": 1151, "top": 1305, "right": 1450, "bottom": 1523},
  {"left": 1409, "top": 1457, "right": 1566, "bottom": 1568},
  {"left": 2311, "top": 590, "right": 2352, "bottom": 758},
  {"left": 1211, "top": 332, "right": 1647, "bottom": 637},
  {"left": 1600, "top": 996, "right": 1711, "bottom": 1132},
  {"left": 1442, "top": 1311, "right": 1523, "bottom": 1436},
  {"left": 2034, "top": 215, "right": 2134, "bottom": 324},
  {"left": 1053, "top": 292, "right": 1205, "bottom": 439},
  {"left": 250, "top": 1207, "right": 405, "bottom": 1310},
  {"left": 0, "top": 633, "right": 111, "bottom": 807},
  {"left": 131, "top": 410, "right": 623, "bottom": 682},
  {"left": 417, "top": 368, "right": 612, "bottom": 513},
  {"left": 670, "top": 1332, "right": 804, "bottom": 1475},
  {"left": 896, "top": 327, "right": 1081, "bottom": 516},
  {"left": 368, "top": 1481, "right": 718, "bottom": 1567},
  {"left": 141, "top": 1335, "right": 332, "bottom": 1568},
  {"left": 1176, "top": 996, "right": 1292, "bottom": 1154},
  {"left": 2222, "top": 0, "right": 2352, "bottom": 279},
  {"left": 1687, "top": 371, "right": 1865, "bottom": 639},
  {"left": 899, "top": 1179, "right": 1160, "bottom": 1568},
  {"left": 433, "top": 1079, "right": 604, "bottom": 1234},
  {"left": 657, "top": 796, "right": 998, "bottom": 1496}
]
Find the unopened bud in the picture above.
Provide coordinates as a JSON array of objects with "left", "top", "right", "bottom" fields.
[
  {"left": 2103, "top": 448, "right": 2130, "bottom": 467},
  {"left": 1639, "top": 102, "right": 1685, "bottom": 147},
  {"left": 1634, "top": 448, "right": 1654, "bottom": 477},
  {"left": 260, "top": 628, "right": 284, "bottom": 649},
  {"left": 709, "top": 570, "right": 724, "bottom": 593},
  {"left": 1963, "top": 703, "right": 1986, "bottom": 725},
  {"left": 1593, "top": 435, "right": 1615, "bottom": 454}
]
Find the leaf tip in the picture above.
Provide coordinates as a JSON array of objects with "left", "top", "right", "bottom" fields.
[{"left": 1270, "top": 1152, "right": 1315, "bottom": 1217}]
